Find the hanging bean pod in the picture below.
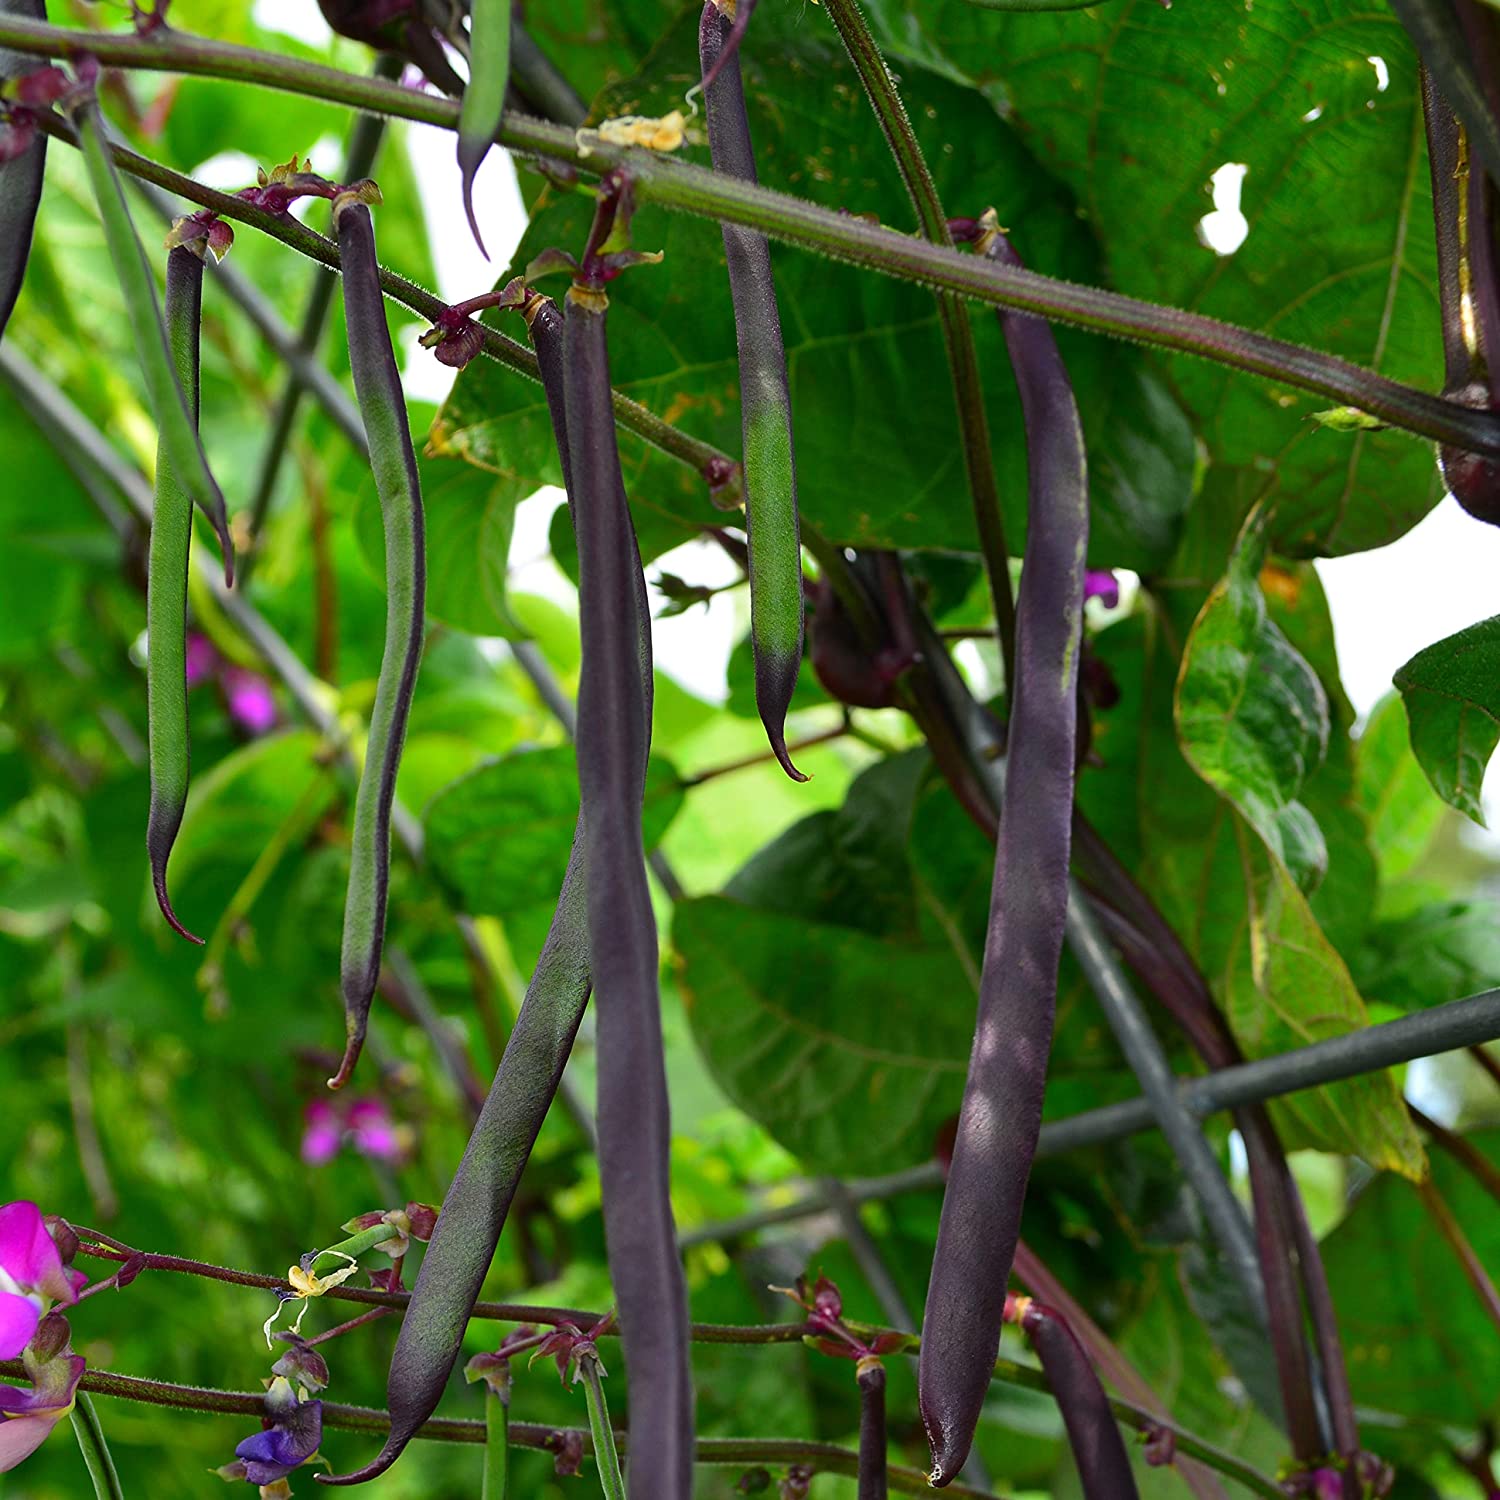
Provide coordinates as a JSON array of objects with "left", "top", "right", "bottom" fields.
[
  {"left": 1019, "top": 1299, "right": 1139, "bottom": 1499},
  {"left": 700, "top": 0, "right": 807, "bottom": 782},
  {"left": 0, "top": 0, "right": 47, "bottom": 340},
  {"left": 329, "top": 192, "right": 426, "bottom": 1090},
  {"left": 565, "top": 277, "right": 694, "bottom": 1500},
  {"left": 145, "top": 244, "right": 207, "bottom": 944},
  {"left": 72, "top": 91, "right": 235, "bottom": 585},
  {"left": 918, "top": 219, "right": 1088, "bottom": 1487},
  {"left": 456, "top": 0, "right": 510, "bottom": 254}
]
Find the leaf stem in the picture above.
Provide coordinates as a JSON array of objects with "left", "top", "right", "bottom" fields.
[
  {"left": 1, "top": 15, "right": 1497, "bottom": 453},
  {"left": 821, "top": 0, "right": 1016, "bottom": 687},
  {"left": 1417, "top": 1174, "right": 1500, "bottom": 1336},
  {"left": 579, "top": 1356, "right": 626, "bottom": 1500}
]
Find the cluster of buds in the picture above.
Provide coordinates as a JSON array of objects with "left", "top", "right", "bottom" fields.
[{"left": 772, "top": 1272, "right": 904, "bottom": 1363}]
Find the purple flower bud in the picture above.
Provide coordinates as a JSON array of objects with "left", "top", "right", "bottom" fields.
[
  {"left": 403, "top": 1202, "right": 437, "bottom": 1241},
  {"left": 1084, "top": 568, "right": 1120, "bottom": 610},
  {"left": 271, "top": 1341, "right": 331, "bottom": 1393}
]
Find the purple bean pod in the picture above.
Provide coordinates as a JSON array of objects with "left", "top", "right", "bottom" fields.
[
  {"left": 918, "top": 220, "right": 1087, "bottom": 1486},
  {"left": 0, "top": 0, "right": 47, "bottom": 339},
  {"left": 700, "top": 0, "right": 807, "bottom": 782},
  {"left": 565, "top": 278, "right": 694, "bottom": 1499},
  {"left": 856, "top": 1357, "right": 888, "bottom": 1500},
  {"left": 1019, "top": 1299, "right": 1140, "bottom": 1499},
  {"left": 330, "top": 194, "right": 426, "bottom": 1090}
]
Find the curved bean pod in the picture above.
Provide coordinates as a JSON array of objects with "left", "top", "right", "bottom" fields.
[
  {"left": 330, "top": 195, "right": 426, "bottom": 1090},
  {"left": 145, "top": 244, "right": 206, "bottom": 944},
  {"left": 456, "top": 0, "right": 510, "bottom": 254},
  {"left": 856, "top": 1358, "right": 888, "bottom": 1500},
  {"left": 565, "top": 282, "right": 694, "bottom": 1500},
  {"left": 918, "top": 222, "right": 1087, "bottom": 1487},
  {"left": 1019, "top": 1300, "right": 1139, "bottom": 1499},
  {"left": 318, "top": 292, "right": 653, "bottom": 1488},
  {"left": 72, "top": 95, "right": 235, "bottom": 585},
  {"left": 0, "top": 0, "right": 47, "bottom": 340},
  {"left": 700, "top": 1, "right": 807, "bottom": 782}
]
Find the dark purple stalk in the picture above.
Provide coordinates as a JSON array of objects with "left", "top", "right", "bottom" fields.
[
  {"left": 918, "top": 224, "right": 1087, "bottom": 1486},
  {"left": 0, "top": 0, "right": 47, "bottom": 339},
  {"left": 330, "top": 195, "right": 426, "bottom": 1090},
  {"left": 1018, "top": 1300, "right": 1140, "bottom": 1499},
  {"left": 856, "top": 1358, "right": 887, "bottom": 1500},
  {"left": 700, "top": 0, "right": 806, "bottom": 782},
  {"left": 565, "top": 276, "right": 693, "bottom": 1499}
]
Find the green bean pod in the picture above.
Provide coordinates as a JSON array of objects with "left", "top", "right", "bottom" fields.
[
  {"left": 145, "top": 244, "right": 207, "bottom": 944},
  {"left": 700, "top": 1, "right": 807, "bottom": 782},
  {"left": 456, "top": 0, "right": 510, "bottom": 254},
  {"left": 0, "top": 0, "right": 47, "bottom": 340},
  {"left": 330, "top": 194, "right": 426, "bottom": 1090},
  {"left": 72, "top": 96, "right": 235, "bottom": 586}
]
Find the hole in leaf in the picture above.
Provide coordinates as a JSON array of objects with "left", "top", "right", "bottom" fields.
[{"left": 1196, "top": 162, "right": 1250, "bottom": 256}]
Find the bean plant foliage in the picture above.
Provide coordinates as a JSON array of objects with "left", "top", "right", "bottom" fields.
[{"left": 5, "top": 0, "right": 1500, "bottom": 1496}]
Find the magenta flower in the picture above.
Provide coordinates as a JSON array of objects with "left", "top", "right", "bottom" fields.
[
  {"left": 0, "top": 1203, "right": 86, "bottom": 1361},
  {"left": 1083, "top": 568, "right": 1120, "bottom": 610},
  {"left": 0, "top": 1343, "right": 85, "bottom": 1473},
  {"left": 222, "top": 667, "right": 278, "bottom": 736},
  {"left": 300, "top": 1096, "right": 406, "bottom": 1166},
  {"left": 184, "top": 631, "right": 218, "bottom": 687}
]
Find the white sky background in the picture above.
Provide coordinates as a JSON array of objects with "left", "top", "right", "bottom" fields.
[{"left": 252, "top": 1, "right": 1500, "bottom": 824}]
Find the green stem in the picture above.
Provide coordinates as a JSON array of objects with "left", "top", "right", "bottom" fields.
[
  {"left": 579, "top": 1356, "right": 626, "bottom": 1500},
  {"left": 821, "top": 0, "right": 1016, "bottom": 686},
  {"left": 482, "top": 1385, "right": 510, "bottom": 1500},
  {"left": 71, "top": 1391, "right": 125, "bottom": 1500},
  {"left": 3, "top": 15, "right": 1497, "bottom": 453}
]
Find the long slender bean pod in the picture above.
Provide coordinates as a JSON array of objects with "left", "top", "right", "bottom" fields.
[
  {"left": 318, "top": 839, "right": 590, "bottom": 1484},
  {"left": 321, "top": 296, "right": 620, "bottom": 1488},
  {"left": 565, "top": 274, "right": 694, "bottom": 1500},
  {"left": 0, "top": 0, "right": 46, "bottom": 340},
  {"left": 580, "top": 1355, "right": 627, "bottom": 1500},
  {"left": 329, "top": 192, "right": 426, "bottom": 1091},
  {"left": 1016, "top": 1299, "right": 1139, "bottom": 1499},
  {"left": 481, "top": 1376, "right": 509, "bottom": 1500},
  {"left": 145, "top": 243, "right": 207, "bottom": 944},
  {"left": 856, "top": 1358, "right": 888, "bottom": 1500},
  {"left": 71, "top": 90, "right": 234, "bottom": 584},
  {"left": 698, "top": 0, "right": 757, "bottom": 97},
  {"left": 456, "top": 0, "right": 509, "bottom": 254},
  {"left": 700, "top": 1, "right": 806, "bottom": 782},
  {"left": 918, "top": 220, "right": 1087, "bottom": 1487}
]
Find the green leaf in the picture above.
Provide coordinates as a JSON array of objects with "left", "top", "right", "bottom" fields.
[
  {"left": 1176, "top": 505, "right": 1331, "bottom": 889},
  {"left": 1393, "top": 614, "right": 1500, "bottom": 826},
  {"left": 423, "top": 746, "right": 684, "bottom": 917},
  {"left": 1221, "top": 820, "right": 1425, "bottom": 1179},
  {"left": 675, "top": 894, "right": 972, "bottom": 1174},
  {"left": 1324, "top": 1132, "right": 1500, "bottom": 1425},
  {"left": 440, "top": 4, "right": 1194, "bottom": 571},
  {"left": 1355, "top": 899, "right": 1500, "bottom": 1013},
  {"left": 866, "top": 0, "right": 1445, "bottom": 557},
  {"left": 1356, "top": 692, "right": 1448, "bottom": 882}
]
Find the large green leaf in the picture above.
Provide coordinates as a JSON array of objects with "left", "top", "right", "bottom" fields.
[
  {"left": 423, "top": 745, "right": 684, "bottom": 917},
  {"left": 1356, "top": 692, "right": 1448, "bottom": 882},
  {"left": 867, "top": 0, "right": 1445, "bottom": 557},
  {"left": 1394, "top": 614, "right": 1500, "bottom": 826},
  {"left": 440, "top": 3, "right": 1194, "bottom": 570},
  {"left": 1324, "top": 1133, "right": 1500, "bottom": 1425},
  {"left": 675, "top": 894, "right": 972, "bottom": 1174},
  {"left": 1176, "top": 504, "right": 1330, "bottom": 890}
]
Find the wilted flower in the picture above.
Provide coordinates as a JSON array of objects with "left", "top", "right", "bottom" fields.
[
  {"left": 0, "top": 1334, "right": 85, "bottom": 1473},
  {"left": 220, "top": 1376, "right": 323, "bottom": 1485},
  {"left": 0, "top": 1203, "right": 86, "bottom": 1361}
]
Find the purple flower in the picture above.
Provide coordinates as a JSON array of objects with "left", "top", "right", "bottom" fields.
[
  {"left": 223, "top": 668, "right": 278, "bottom": 736},
  {"left": 184, "top": 631, "right": 218, "bottom": 687},
  {"left": 1084, "top": 568, "right": 1120, "bottom": 610},
  {"left": 0, "top": 1203, "right": 86, "bottom": 1361},
  {"left": 230, "top": 1375, "right": 323, "bottom": 1484},
  {"left": 0, "top": 1343, "right": 85, "bottom": 1473},
  {"left": 299, "top": 1097, "right": 406, "bottom": 1167}
]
